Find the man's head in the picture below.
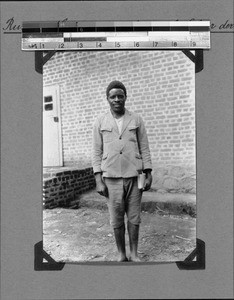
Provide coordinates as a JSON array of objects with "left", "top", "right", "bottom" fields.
[{"left": 106, "top": 80, "right": 127, "bottom": 115}]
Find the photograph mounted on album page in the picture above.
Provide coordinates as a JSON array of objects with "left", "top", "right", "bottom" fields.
[{"left": 2, "top": 1, "right": 234, "bottom": 299}]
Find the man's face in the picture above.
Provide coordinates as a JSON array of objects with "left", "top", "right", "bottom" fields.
[{"left": 107, "top": 88, "right": 126, "bottom": 114}]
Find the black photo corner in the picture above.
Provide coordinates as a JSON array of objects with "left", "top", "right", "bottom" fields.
[{"left": 34, "top": 239, "right": 205, "bottom": 271}]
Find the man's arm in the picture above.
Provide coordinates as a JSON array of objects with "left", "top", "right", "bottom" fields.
[
  {"left": 92, "top": 117, "right": 108, "bottom": 197},
  {"left": 92, "top": 117, "right": 103, "bottom": 174},
  {"left": 94, "top": 172, "right": 108, "bottom": 197},
  {"left": 137, "top": 115, "right": 153, "bottom": 191}
]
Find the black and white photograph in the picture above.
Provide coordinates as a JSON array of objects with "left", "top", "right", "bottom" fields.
[{"left": 43, "top": 49, "right": 196, "bottom": 263}]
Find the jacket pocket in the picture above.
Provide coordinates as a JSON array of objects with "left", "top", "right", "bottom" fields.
[
  {"left": 100, "top": 126, "right": 113, "bottom": 143},
  {"left": 129, "top": 125, "right": 139, "bottom": 131},
  {"left": 128, "top": 125, "right": 139, "bottom": 142},
  {"left": 135, "top": 152, "right": 142, "bottom": 159},
  {"left": 102, "top": 153, "right": 108, "bottom": 160}
]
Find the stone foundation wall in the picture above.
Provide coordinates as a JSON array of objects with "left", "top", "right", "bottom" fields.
[
  {"left": 43, "top": 167, "right": 96, "bottom": 209},
  {"left": 151, "top": 165, "right": 196, "bottom": 194},
  {"left": 43, "top": 164, "right": 196, "bottom": 210}
]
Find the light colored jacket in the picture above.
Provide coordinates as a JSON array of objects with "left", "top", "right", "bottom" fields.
[{"left": 92, "top": 109, "right": 152, "bottom": 178}]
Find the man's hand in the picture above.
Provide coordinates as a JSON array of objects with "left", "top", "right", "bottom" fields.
[
  {"left": 94, "top": 173, "right": 108, "bottom": 197},
  {"left": 143, "top": 171, "right": 152, "bottom": 191},
  {"left": 96, "top": 180, "right": 109, "bottom": 197}
]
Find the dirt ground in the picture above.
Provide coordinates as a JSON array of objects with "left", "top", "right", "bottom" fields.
[{"left": 43, "top": 190, "right": 196, "bottom": 263}]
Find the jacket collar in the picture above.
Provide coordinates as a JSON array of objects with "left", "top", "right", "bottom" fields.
[{"left": 107, "top": 108, "right": 133, "bottom": 135}]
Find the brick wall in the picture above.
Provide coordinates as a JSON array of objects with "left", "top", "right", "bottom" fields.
[
  {"left": 43, "top": 50, "right": 195, "bottom": 192},
  {"left": 43, "top": 167, "right": 96, "bottom": 208}
]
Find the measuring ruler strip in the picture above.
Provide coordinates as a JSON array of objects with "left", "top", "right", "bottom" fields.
[
  {"left": 22, "top": 20, "right": 210, "bottom": 32},
  {"left": 22, "top": 21, "right": 210, "bottom": 50},
  {"left": 22, "top": 35, "right": 210, "bottom": 49},
  {"left": 22, "top": 40, "right": 209, "bottom": 50},
  {"left": 22, "top": 30, "right": 208, "bottom": 39},
  {"left": 22, "top": 32, "right": 209, "bottom": 41}
]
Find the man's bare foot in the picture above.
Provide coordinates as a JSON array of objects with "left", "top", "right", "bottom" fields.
[
  {"left": 129, "top": 255, "right": 141, "bottom": 262},
  {"left": 117, "top": 254, "right": 128, "bottom": 262}
]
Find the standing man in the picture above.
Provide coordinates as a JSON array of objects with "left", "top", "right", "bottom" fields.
[{"left": 92, "top": 80, "right": 152, "bottom": 262}]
